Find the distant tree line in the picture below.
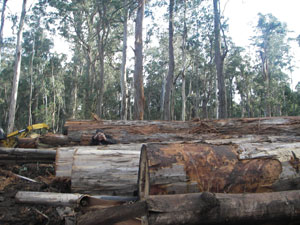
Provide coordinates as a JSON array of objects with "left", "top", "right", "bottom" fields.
[{"left": 0, "top": 0, "right": 299, "bottom": 132}]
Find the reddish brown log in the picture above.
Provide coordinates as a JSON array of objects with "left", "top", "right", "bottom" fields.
[
  {"left": 64, "top": 117, "right": 300, "bottom": 144},
  {"left": 17, "top": 137, "right": 37, "bottom": 148},
  {"left": 138, "top": 142, "right": 300, "bottom": 197}
]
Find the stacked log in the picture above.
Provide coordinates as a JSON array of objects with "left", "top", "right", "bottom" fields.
[
  {"left": 0, "top": 147, "right": 56, "bottom": 164},
  {"left": 144, "top": 191, "right": 300, "bottom": 225},
  {"left": 64, "top": 117, "right": 300, "bottom": 144},
  {"left": 138, "top": 142, "right": 300, "bottom": 197},
  {"left": 55, "top": 144, "right": 142, "bottom": 195}
]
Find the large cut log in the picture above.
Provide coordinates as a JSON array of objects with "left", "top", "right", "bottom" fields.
[
  {"left": 138, "top": 142, "right": 300, "bottom": 197},
  {"left": 0, "top": 147, "right": 56, "bottom": 164},
  {"left": 65, "top": 120, "right": 205, "bottom": 143},
  {"left": 62, "top": 144, "right": 142, "bottom": 195},
  {"left": 144, "top": 190, "right": 300, "bottom": 225},
  {"left": 64, "top": 117, "right": 300, "bottom": 144}
]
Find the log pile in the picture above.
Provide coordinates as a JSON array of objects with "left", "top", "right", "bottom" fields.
[{"left": 3, "top": 117, "right": 300, "bottom": 224}]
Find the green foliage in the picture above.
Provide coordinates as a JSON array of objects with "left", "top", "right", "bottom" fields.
[{"left": 1, "top": 0, "right": 299, "bottom": 131}]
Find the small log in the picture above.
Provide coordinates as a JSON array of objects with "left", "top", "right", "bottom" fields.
[
  {"left": 39, "top": 133, "right": 70, "bottom": 146},
  {"left": 138, "top": 142, "right": 300, "bottom": 197},
  {"left": 15, "top": 191, "right": 88, "bottom": 207},
  {"left": 77, "top": 200, "right": 147, "bottom": 225},
  {"left": 145, "top": 191, "right": 300, "bottom": 225},
  {"left": 15, "top": 191, "right": 135, "bottom": 208},
  {"left": 70, "top": 145, "right": 142, "bottom": 195},
  {"left": 0, "top": 147, "right": 56, "bottom": 164}
]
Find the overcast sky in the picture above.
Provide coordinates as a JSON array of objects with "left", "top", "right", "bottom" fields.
[{"left": 222, "top": 0, "right": 300, "bottom": 88}]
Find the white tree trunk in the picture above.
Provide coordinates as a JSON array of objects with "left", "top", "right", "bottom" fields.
[
  {"left": 7, "top": 0, "right": 27, "bottom": 133},
  {"left": 120, "top": 0, "right": 128, "bottom": 120}
]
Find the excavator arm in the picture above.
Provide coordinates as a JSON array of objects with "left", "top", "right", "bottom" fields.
[{"left": 0, "top": 123, "right": 49, "bottom": 147}]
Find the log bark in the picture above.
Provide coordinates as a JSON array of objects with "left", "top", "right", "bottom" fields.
[
  {"left": 55, "top": 147, "right": 76, "bottom": 177},
  {"left": 64, "top": 117, "right": 300, "bottom": 143},
  {"left": 17, "top": 137, "right": 37, "bottom": 148},
  {"left": 0, "top": 147, "right": 56, "bottom": 164},
  {"left": 71, "top": 149, "right": 140, "bottom": 195},
  {"left": 15, "top": 191, "right": 88, "bottom": 207},
  {"left": 39, "top": 133, "right": 70, "bottom": 146},
  {"left": 56, "top": 145, "right": 142, "bottom": 195},
  {"left": 55, "top": 144, "right": 142, "bottom": 181},
  {"left": 138, "top": 142, "right": 300, "bottom": 197},
  {"left": 15, "top": 191, "right": 133, "bottom": 208},
  {"left": 144, "top": 191, "right": 300, "bottom": 225},
  {"left": 77, "top": 200, "right": 147, "bottom": 225}
]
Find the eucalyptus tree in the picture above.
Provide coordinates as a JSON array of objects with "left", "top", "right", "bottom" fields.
[
  {"left": 252, "top": 13, "right": 292, "bottom": 117},
  {"left": 213, "top": 0, "right": 227, "bottom": 119},
  {"left": 7, "top": 0, "right": 27, "bottom": 133},
  {"left": 120, "top": 0, "right": 129, "bottom": 120},
  {"left": 163, "top": 0, "right": 175, "bottom": 121},
  {"left": 133, "top": 0, "right": 145, "bottom": 120},
  {"left": 0, "top": 0, "right": 8, "bottom": 64}
]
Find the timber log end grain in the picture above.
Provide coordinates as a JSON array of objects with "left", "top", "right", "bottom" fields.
[{"left": 138, "top": 142, "right": 282, "bottom": 197}]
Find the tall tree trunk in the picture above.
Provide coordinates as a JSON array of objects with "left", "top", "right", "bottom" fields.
[
  {"left": 160, "top": 74, "right": 166, "bottom": 120},
  {"left": 181, "top": 0, "right": 187, "bottom": 121},
  {"left": 97, "top": 41, "right": 104, "bottom": 118},
  {"left": 133, "top": 0, "right": 145, "bottom": 120},
  {"left": 120, "top": 0, "right": 128, "bottom": 120},
  {"left": 213, "top": 0, "right": 227, "bottom": 119},
  {"left": 7, "top": 0, "right": 27, "bottom": 133},
  {"left": 28, "top": 34, "right": 35, "bottom": 126},
  {"left": 163, "top": 0, "right": 175, "bottom": 121},
  {"left": 51, "top": 59, "right": 56, "bottom": 130},
  {"left": 0, "top": 0, "right": 8, "bottom": 65}
]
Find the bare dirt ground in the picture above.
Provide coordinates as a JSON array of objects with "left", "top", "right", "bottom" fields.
[{"left": 0, "top": 163, "right": 70, "bottom": 225}]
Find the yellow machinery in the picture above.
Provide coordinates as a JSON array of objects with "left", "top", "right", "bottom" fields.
[{"left": 0, "top": 123, "right": 49, "bottom": 147}]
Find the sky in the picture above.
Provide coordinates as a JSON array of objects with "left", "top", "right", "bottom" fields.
[
  {"left": 3, "top": 0, "right": 300, "bottom": 88},
  {"left": 221, "top": 0, "right": 300, "bottom": 89}
]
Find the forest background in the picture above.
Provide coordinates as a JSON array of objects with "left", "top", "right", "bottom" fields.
[{"left": 1, "top": 0, "right": 300, "bottom": 133}]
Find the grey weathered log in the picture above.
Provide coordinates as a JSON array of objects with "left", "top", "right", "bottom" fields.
[
  {"left": 144, "top": 190, "right": 300, "bottom": 225},
  {"left": 15, "top": 191, "right": 134, "bottom": 208},
  {"left": 65, "top": 144, "right": 142, "bottom": 195},
  {"left": 138, "top": 142, "right": 300, "bottom": 197},
  {"left": 77, "top": 200, "right": 147, "bottom": 225},
  {"left": 55, "top": 147, "right": 76, "bottom": 177},
  {"left": 15, "top": 191, "right": 88, "bottom": 207}
]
